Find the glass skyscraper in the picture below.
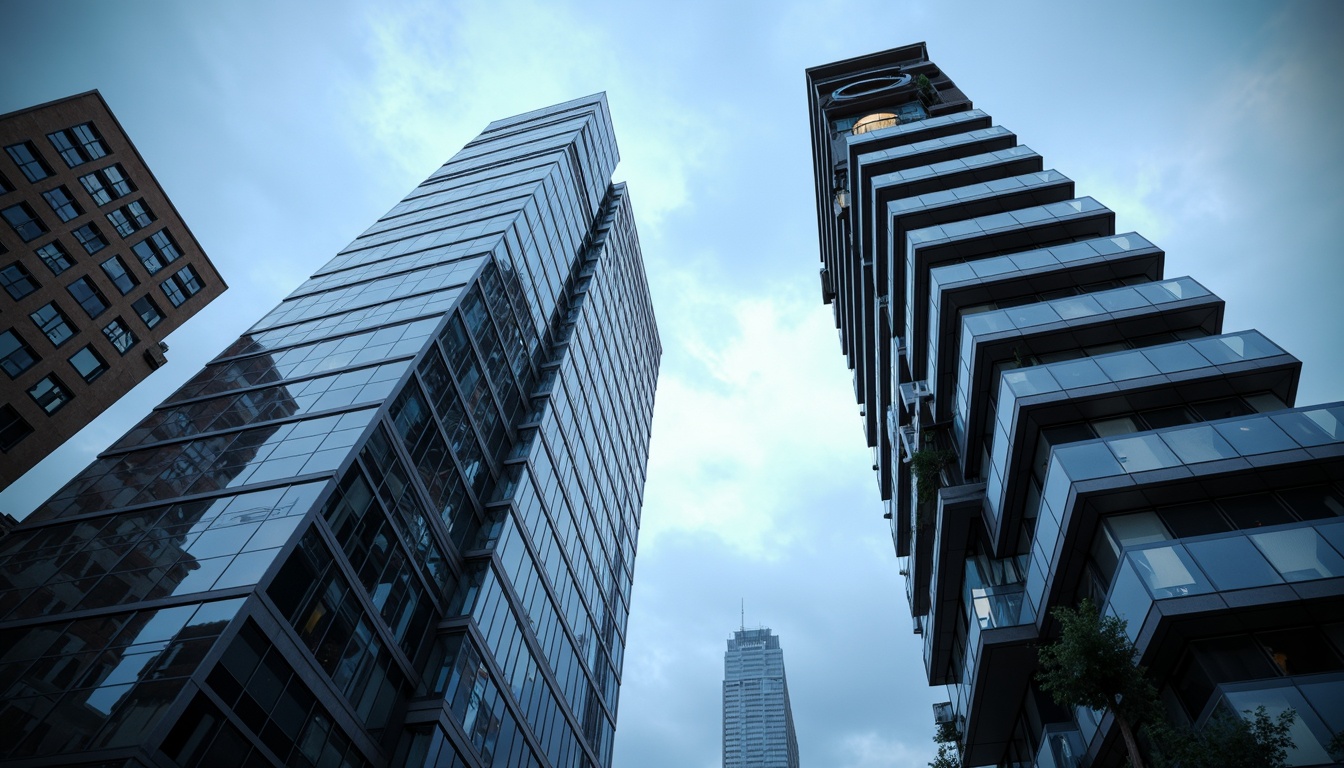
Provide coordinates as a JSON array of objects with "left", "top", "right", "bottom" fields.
[
  {"left": 0, "top": 93, "right": 660, "bottom": 768},
  {"left": 722, "top": 627, "right": 800, "bottom": 768},
  {"left": 806, "top": 44, "right": 1343, "bottom": 767}
]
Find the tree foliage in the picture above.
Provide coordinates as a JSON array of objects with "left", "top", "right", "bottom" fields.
[
  {"left": 1036, "top": 598, "right": 1158, "bottom": 768},
  {"left": 1149, "top": 706, "right": 1296, "bottom": 768},
  {"left": 928, "top": 721, "right": 960, "bottom": 768}
]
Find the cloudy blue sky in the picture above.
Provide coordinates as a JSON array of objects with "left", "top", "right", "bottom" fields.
[{"left": 2, "top": 2, "right": 1342, "bottom": 766}]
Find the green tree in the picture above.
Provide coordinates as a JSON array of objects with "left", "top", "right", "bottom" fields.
[
  {"left": 928, "top": 721, "right": 960, "bottom": 768},
  {"left": 1036, "top": 599, "right": 1159, "bottom": 768},
  {"left": 1149, "top": 706, "right": 1296, "bottom": 768}
]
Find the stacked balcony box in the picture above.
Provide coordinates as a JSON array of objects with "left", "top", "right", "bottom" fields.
[{"left": 808, "top": 45, "right": 1344, "bottom": 768}]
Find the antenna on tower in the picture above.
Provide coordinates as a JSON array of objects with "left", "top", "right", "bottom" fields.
[{"left": 740, "top": 598, "right": 745, "bottom": 632}]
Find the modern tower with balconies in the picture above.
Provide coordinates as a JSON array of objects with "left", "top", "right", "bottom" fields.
[
  {"left": 0, "top": 94, "right": 660, "bottom": 768},
  {"left": 806, "top": 43, "right": 1343, "bottom": 767}
]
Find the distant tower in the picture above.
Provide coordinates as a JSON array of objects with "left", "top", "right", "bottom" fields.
[{"left": 722, "top": 626, "right": 801, "bottom": 768}]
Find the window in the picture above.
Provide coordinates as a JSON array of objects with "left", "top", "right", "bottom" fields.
[
  {"left": 100, "top": 255, "right": 138, "bottom": 294},
  {"left": 102, "top": 317, "right": 138, "bottom": 354},
  {"left": 79, "top": 163, "right": 135, "bottom": 206},
  {"left": 28, "top": 374, "right": 73, "bottom": 415},
  {"left": 107, "top": 199, "right": 154, "bottom": 237},
  {"left": 2, "top": 202, "right": 47, "bottom": 242},
  {"left": 68, "top": 345, "right": 108, "bottom": 382},
  {"left": 0, "top": 329, "right": 39, "bottom": 378},
  {"left": 41, "top": 186, "right": 84, "bottom": 222},
  {"left": 132, "top": 295, "right": 164, "bottom": 329},
  {"left": 161, "top": 265, "right": 203, "bottom": 307},
  {"left": 132, "top": 229, "right": 181, "bottom": 273},
  {"left": 0, "top": 404, "right": 33, "bottom": 452},
  {"left": 0, "top": 171, "right": 11, "bottom": 194},
  {"left": 30, "top": 302, "right": 75, "bottom": 346},
  {"left": 47, "top": 123, "right": 107, "bottom": 167},
  {"left": 72, "top": 223, "right": 107, "bottom": 254},
  {"left": 67, "top": 277, "right": 109, "bottom": 318},
  {"left": 5, "top": 141, "right": 51, "bottom": 182},
  {"left": 35, "top": 241, "right": 74, "bottom": 275},
  {"left": 72, "top": 123, "right": 107, "bottom": 160},
  {"left": 127, "top": 200, "right": 153, "bottom": 228},
  {"left": 1, "top": 262, "right": 38, "bottom": 300}
]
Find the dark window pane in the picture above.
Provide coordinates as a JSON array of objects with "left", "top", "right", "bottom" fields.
[
  {"left": 68, "top": 345, "right": 108, "bottom": 382},
  {"left": 100, "top": 255, "right": 138, "bottom": 294},
  {"left": 1158, "top": 501, "right": 1232, "bottom": 538},
  {"left": 105, "top": 164, "right": 133, "bottom": 196},
  {"left": 27, "top": 375, "right": 72, "bottom": 415},
  {"left": 67, "top": 277, "right": 109, "bottom": 318},
  {"left": 72, "top": 223, "right": 107, "bottom": 254},
  {"left": 2, "top": 202, "right": 47, "bottom": 242},
  {"left": 1278, "top": 485, "right": 1344, "bottom": 520},
  {"left": 0, "top": 404, "right": 33, "bottom": 451},
  {"left": 71, "top": 123, "right": 106, "bottom": 160},
  {"left": 34, "top": 241, "right": 73, "bottom": 275},
  {"left": 79, "top": 170, "right": 110, "bottom": 205},
  {"left": 1, "top": 262, "right": 38, "bottom": 299},
  {"left": 0, "top": 329, "right": 39, "bottom": 378},
  {"left": 5, "top": 141, "right": 51, "bottom": 182},
  {"left": 29, "top": 303, "right": 75, "bottom": 347},
  {"left": 41, "top": 186, "right": 82, "bottom": 222},
  {"left": 127, "top": 199, "right": 154, "bottom": 227},
  {"left": 176, "top": 264, "right": 203, "bottom": 296},
  {"left": 106, "top": 208, "right": 134, "bottom": 237},
  {"left": 102, "top": 317, "right": 138, "bottom": 354},
  {"left": 132, "top": 295, "right": 164, "bottom": 329},
  {"left": 162, "top": 276, "right": 187, "bottom": 307},
  {"left": 47, "top": 129, "right": 84, "bottom": 166},
  {"left": 1219, "top": 493, "right": 1295, "bottom": 529}
]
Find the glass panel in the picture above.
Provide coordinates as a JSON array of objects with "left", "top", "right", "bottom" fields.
[
  {"left": 1106, "top": 434, "right": 1179, "bottom": 472},
  {"left": 1130, "top": 545, "right": 1209, "bottom": 597},
  {"left": 1185, "top": 536, "right": 1281, "bottom": 591},
  {"left": 1250, "top": 528, "right": 1344, "bottom": 581},
  {"left": 1159, "top": 425, "right": 1239, "bottom": 464},
  {"left": 1213, "top": 417, "right": 1297, "bottom": 454},
  {"left": 1056, "top": 441, "right": 1123, "bottom": 480}
]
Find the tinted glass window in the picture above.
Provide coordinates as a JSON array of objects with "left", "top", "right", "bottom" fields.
[
  {"left": 0, "top": 262, "right": 38, "bottom": 299},
  {"left": 68, "top": 345, "right": 108, "bottom": 382},
  {"left": 67, "top": 277, "right": 109, "bottom": 318},
  {"left": 0, "top": 329, "right": 39, "bottom": 378},
  {"left": 30, "top": 303, "right": 75, "bottom": 347}
]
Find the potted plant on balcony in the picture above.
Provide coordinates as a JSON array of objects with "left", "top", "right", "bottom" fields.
[{"left": 916, "top": 74, "right": 941, "bottom": 106}]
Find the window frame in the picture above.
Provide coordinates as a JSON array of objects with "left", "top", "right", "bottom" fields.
[
  {"left": 0, "top": 328, "right": 40, "bottom": 379},
  {"left": 72, "top": 222, "right": 108, "bottom": 255},
  {"left": 100, "top": 254, "right": 139, "bottom": 295},
  {"left": 30, "top": 302, "right": 76, "bottom": 347},
  {"left": 68, "top": 344, "right": 109, "bottom": 383},
  {"left": 131, "top": 294, "right": 165, "bottom": 329},
  {"left": 2, "top": 201, "right": 48, "bottom": 242},
  {"left": 35, "top": 241, "right": 74, "bottom": 275},
  {"left": 102, "top": 316, "right": 139, "bottom": 355},
  {"left": 28, "top": 373, "right": 74, "bottom": 415},
  {"left": 1, "top": 261, "right": 39, "bottom": 300},
  {"left": 67, "top": 276, "right": 110, "bottom": 319},
  {"left": 41, "top": 185, "right": 84, "bottom": 223},
  {"left": 5, "top": 141, "right": 52, "bottom": 183},
  {"left": 0, "top": 403, "right": 34, "bottom": 452}
]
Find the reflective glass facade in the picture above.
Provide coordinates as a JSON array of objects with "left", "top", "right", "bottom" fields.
[
  {"left": 0, "top": 93, "right": 660, "bottom": 768},
  {"left": 807, "top": 45, "right": 1343, "bottom": 767},
  {"left": 722, "top": 627, "right": 801, "bottom": 768}
]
